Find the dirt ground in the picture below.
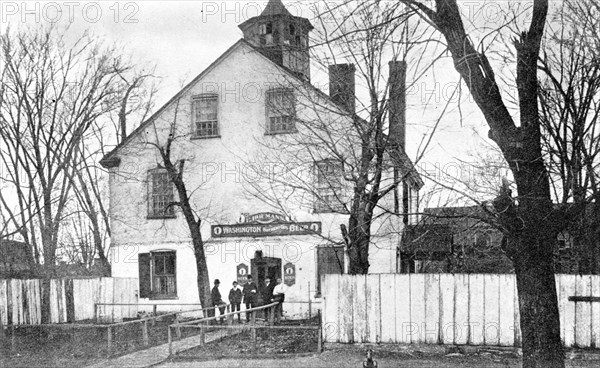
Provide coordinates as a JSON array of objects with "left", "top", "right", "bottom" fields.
[{"left": 159, "top": 347, "right": 600, "bottom": 368}]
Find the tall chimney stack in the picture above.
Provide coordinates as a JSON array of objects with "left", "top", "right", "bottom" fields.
[
  {"left": 389, "top": 60, "right": 407, "bottom": 149},
  {"left": 329, "top": 64, "right": 356, "bottom": 114}
]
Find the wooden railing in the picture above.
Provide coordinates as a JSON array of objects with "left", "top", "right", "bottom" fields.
[{"left": 167, "top": 302, "right": 323, "bottom": 356}]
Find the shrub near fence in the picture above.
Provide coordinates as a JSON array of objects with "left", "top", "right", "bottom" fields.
[
  {"left": 0, "top": 278, "right": 138, "bottom": 325},
  {"left": 322, "top": 274, "right": 600, "bottom": 348}
]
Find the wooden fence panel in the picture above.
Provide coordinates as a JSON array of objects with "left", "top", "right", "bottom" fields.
[
  {"left": 498, "top": 274, "right": 515, "bottom": 346},
  {"left": 469, "top": 274, "right": 485, "bottom": 345},
  {"left": 0, "top": 280, "right": 7, "bottom": 326},
  {"left": 380, "top": 274, "right": 396, "bottom": 343},
  {"left": 575, "top": 275, "right": 592, "bottom": 347},
  {"left": 321, "top": 275, "right": 340, "bottom": 342},
  {"left": 409, "top": 274, "right": 426, "bottom": 344},
  {"left": 25, "top": 280, "right": 41, "bottom": 324},
  {"left": 395, "top": 274, "right": 411, "bottom": 344},
  {"left": 322, "top": 273, "right": 600, "bottom": 348},
  {"left": 558, "top": 274, "right": 576, "bottom": 347},
  {"left": 484, "top": 274, "right": 500, "bottom": 346},
  {"left": 439, "top": 274, "right": 455, "bottom": 345},
  {"left": 322, "top": 274, "right": 339, "bottom": 342},
  {"left": 365, "top": 275, "right": 381, "bottom": 343},
  {"left": 592, "top": 275, "right": 600, "bottom": 348},
  {"left": 352, "top": 275, "right": 367, "bottom": 343},
  {"left": 424, "top": 274, "right": 440, "bottom": 344},
  {"left": 339, "top": 275, "right": 354, "bottom": 343},
  {"left": 0, "top": 277, "right": 137, "bottom": 325},
  {"left": 454, "top": 274, "right": 469, "bottom": 345}
]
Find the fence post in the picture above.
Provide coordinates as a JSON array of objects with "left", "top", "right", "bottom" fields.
[
  {"left": 152, "top": 305, "right": 157, "bottom": 326},
  {"left": 269, "top": 305, "right": 275, "bottom": 325},
  {"left": 199, "top": 324, "right": 205, "bottom": 346},
  {"left": 94, "top": 304, "right": 99, "bottom": 324},
  {"left": 10, "top": 325, "right": 15, "bottom": 352},
  {"left": 142, "top": 320, "right": 149, "bottom": 346},
  {"left": 168, "top": 326, "right": 173, "bottom": 356},
  {"left": 318, "top": 326, "right": 323, "bottom": 353},
  {"left": 251, "top": 310, "right": 257, "bottom": 343},
  {"left": 107, "top": 326, "right": 112, "bottom": 356},
  {"left": 175, "top": 315, "right": 182, "bottom": 339}
]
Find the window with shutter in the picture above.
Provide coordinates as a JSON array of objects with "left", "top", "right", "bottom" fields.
[
  {"left": 316, "top": 246, "right": 344, "bottom": 295},
  {"left": 138, "top": 253, "right": 151, "bottom": 298},
  {"left": 139, "top": 251, "right": 177, "bottom": 299}
]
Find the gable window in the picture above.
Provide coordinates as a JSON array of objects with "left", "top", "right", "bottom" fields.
[
  {"left": 139, "top": 251, "right": 177, "bottom": 299},
  {"left": 316, "top": 246, "right": 344, "bottom": 296},
  {"left": 192, "top": 94, "right": 219, "bottom": 138},
  {"left": 266, "top": 88, "right": 296, "bottom": 134},
  {"left": 148, "top": 169, "right": 175, "bottom": 218},
  {"left": 314, "top": 160, "right": 345, "bottom": 213}
]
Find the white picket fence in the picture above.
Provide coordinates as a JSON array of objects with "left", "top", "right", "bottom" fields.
[
  {"left": 0, "top": 278, "right": 138, "bottom": 325},
  {"left": 322, "top": 274, "right": 600, "bottom": 348}
]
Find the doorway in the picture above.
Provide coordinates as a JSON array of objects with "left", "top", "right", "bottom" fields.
[{"left": 251, "top": 251, "right": 281, "bottom": 304}]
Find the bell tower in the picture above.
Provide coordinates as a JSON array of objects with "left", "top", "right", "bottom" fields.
[{"left": 239, "top": 0, "right": 313, "bottom": 81}]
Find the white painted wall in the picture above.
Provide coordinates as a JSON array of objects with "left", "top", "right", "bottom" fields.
[{"left": 107, "top": 40, "right": 418, "bottom": 314}]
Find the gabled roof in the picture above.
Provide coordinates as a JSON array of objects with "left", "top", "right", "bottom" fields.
[
  {"left": 100, "top": 39, "right": 423, "bottom": 188},
  {"left": 100, "top": 39, "right": 251, "bottom": 168}
]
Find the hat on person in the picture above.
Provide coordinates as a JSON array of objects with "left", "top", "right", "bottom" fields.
[
  {"left": 232, "top": 281, "right": 238, "bottom": 285},
  {"left": 214, "top": 279, "right": 220, "bottom": 284}
]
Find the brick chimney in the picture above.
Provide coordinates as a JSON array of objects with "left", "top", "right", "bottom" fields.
[
  {"left": 329, "top": 64, "right": 356, "bottom": 114},
  {"left": 389, "top": 60, "right": 407, "bottom": 149}
]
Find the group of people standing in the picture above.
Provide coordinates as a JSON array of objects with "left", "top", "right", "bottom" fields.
[{"left": 210, "top": 275, "right": 286, "bottom": 324}]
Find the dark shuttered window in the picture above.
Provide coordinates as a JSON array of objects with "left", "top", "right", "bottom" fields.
[
  {"left": 138, "top": 251, "right": 177, "bottom": 299},
  {"left": 316, "top": 246, "right": 345, "bottom": 295}
]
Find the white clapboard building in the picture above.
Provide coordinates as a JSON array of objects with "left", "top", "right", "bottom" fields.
[{"left": 100, "top": 0, "right": 422, "bottom": 317}]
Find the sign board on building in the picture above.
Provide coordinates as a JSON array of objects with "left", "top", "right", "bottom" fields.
[
  {"left": 241, "top": 212, "right": 290, "bottom": 224},
  {"left": 211, "top": 222, "right": 321, "bottom": 238},
  {"left": 237, "top": 263, "right": 249, "bottom": 285},
  {"left": 283, "top": 262, "right": 295, "bottom": 286}
]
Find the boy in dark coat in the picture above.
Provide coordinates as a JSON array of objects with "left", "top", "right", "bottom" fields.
[
  {"left": 211, "top": 279, "right": 226, "bottom": 324},
  {"left": 228, "top": 281, "right": 243, "bottom": 322},
  {"left": 242, "top": 275, "right": 258, "bottom": 322}
]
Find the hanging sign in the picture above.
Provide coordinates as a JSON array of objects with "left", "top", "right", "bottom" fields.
[
  {"left": 237, "top": 263, "right": 249, "bottom": 285},
  {"left": 283, "top": 262, "right": 296, "bottom": 286}
]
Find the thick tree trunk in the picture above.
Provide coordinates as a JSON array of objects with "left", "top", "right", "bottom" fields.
[
  {"left": 192, "top": 235, "right": 212, "bottom": 312},
  {"left": 508, "top": 232, "right": 564, "bottom": 367},
  {"left": 347, "top": 211, "right": 372, "bottom": 274},
  {"left": 405, "top": 1, "right": 564, "bottom": 366}
]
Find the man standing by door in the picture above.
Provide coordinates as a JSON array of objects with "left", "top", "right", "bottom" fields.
[
  {"left": 261, "top": 277, "right": 275, "bottom": 321},
  {"left": 272, "top": 277, "right": 286, "bottom": 324},
  {"left": 242, "top": 275, "right": 258, "bottom": 322}
]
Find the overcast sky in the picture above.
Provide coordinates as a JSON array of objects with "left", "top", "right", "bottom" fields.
[{"left": 1, "top": 0, "right": 537, "bottom": 205}]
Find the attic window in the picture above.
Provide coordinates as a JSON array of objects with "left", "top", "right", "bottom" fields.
[
  {"left": 192, "top": 94, "right": 220, "bottom": 138},
  {"left": 260, "top": 22, "right": 273, "bottom": 35},
  {"left": 265, "top": 88, "right": 296, "bottom": 134}
]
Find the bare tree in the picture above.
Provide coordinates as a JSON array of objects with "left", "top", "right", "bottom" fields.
[
  {"left": 538, "top": 0, "right": 600, "bottom": 274},
  {"left": 383, "top": 0, "right": 563, "bottom": 366},
  {"left": 245, "top": 2, "right": 439, "bottom": 274}
]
